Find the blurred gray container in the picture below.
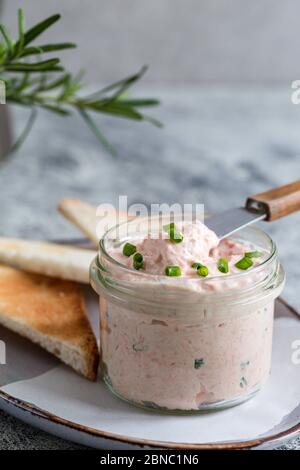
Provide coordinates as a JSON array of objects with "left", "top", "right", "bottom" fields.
[
  {"left": 0, "top": 106, "right": 12, "bottom": 159},
  {"left": 0, "top": 0, "right": 12, "bottom": 159}
]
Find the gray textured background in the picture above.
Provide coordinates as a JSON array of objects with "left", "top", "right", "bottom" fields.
[
  {"left": 0, "top": 88, "right": 300, "bottom": 449},
  {"left": 2, "top": 0, "right": 300, "bottom": 83}
]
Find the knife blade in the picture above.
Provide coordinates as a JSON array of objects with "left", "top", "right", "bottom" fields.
[
  {"left": 204, "top": 180, "right": 300, "bottom": 239},
  {"left": 205, "top": 207, "right": 266, "bottom": 239}
]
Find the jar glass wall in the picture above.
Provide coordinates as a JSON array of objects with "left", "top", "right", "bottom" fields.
[{"left": 90, "top": 217, "right": 285, "bottom": 413}]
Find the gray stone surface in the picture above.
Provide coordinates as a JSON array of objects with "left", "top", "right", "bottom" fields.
[
  {"left": 0, "top": 410, "right": 85, "bottom": 450},
  {"left": 0, "top": 86, "right": 299, "bottom": 449},
  {"left": 2, "top": 0, "right": 300, "bottom": 84}
]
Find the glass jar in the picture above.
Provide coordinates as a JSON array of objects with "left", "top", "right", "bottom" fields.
[{"left": 90, "top": 216, "right": 285, "bottom": 413}]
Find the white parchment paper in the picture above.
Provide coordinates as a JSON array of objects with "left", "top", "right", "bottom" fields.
[{"left": 1, "top": 307, "right": 299, "bottom": 444}]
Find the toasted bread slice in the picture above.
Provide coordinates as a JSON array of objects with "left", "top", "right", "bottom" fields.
[
  {"left": 58, "top": 199, "right": 99, "bottom": 245},
  {"left": 0, "top": 265, "right": 99, "bottom": 380},
  {"left": 58, "top": 198, "right": 129, "bottom": 246},
  {"left": 0, "top": 238, "right": 96, "bottom": 284}
]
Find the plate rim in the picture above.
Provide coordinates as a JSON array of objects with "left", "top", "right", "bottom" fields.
[{"left": 0, "top": 297, "right": 299, "bottom": 450}]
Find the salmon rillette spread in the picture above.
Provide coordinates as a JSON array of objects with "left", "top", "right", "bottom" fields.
[{"left": 98, "top": 220, "right": 282, "bottom": 412}]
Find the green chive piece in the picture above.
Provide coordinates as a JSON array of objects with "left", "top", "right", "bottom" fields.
[
  {"left": 191, "top": 262, "right": 202, "bottom": 269},
  {"left": 240, "top": 376, "right": 248, "bottom": 388},
  {"left": 218, "top": 258, "right": 229, "bottom": 274},
  {"left": 191, "top": 262, "right": 209, "bottom": 277},
  {"left": 245, "top": 250, "right": 262, "bottom": 259},
  {"left": 163, "top": 222, "right": 183, "bottom": 243},
  {"left": 123, "top": 242, "right": 137, "bottom": 257},
  {"left": 163, "top": 222, "right": 173, "bottom": 232},
  {"left": 235, "top": 256, "right": 253, "bottom": 270},
  {"left": 165, "top": 265, "right": 181, "bottom": 277},
  {"left": 197, "top": 265, "right": 209, "bottom": 277},
  {"left": 133, "top": 252, "right": 144, "bottom": 270},
  {"left": 194, "top": 358, "right": 205, "bottom": 369}
]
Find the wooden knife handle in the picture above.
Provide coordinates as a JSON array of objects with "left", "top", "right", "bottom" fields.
[{"left": 246, "top": 180, "right": 300, "bottom": 221}]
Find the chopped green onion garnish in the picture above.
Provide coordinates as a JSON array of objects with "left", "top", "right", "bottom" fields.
[
  {"left": 235, "top": 256, "right": 253, "bottom": 270},
  {"left": 133, "top": 252, "right": 144, "bottom": 270},
  {"left": 191, "top": 262, "right": 202, "bottom": 269},
  {"left": 191, "top": 262, "right": 209, "bottom": 277},
  {"left": 245, "top": 250, "right": 262, "bottom": 258},
  {"left": 123, "top": 242, "right": 137, "bottom": 257},
  {"left": 163, "top": 223, "right": 173, "bottom": 232},
  {"left": 194, "top": 358, "right": 205, "bottom": 369},
  {"left": 218, "top": 258, "right": 229, "bottom": 274},
  {"left": 163, "top": 222, "right": 183, "bottom": 243},
  {"left": 197, "top": 265, "right": 209, "bottom": 277},
  {"left": 165, "top": 265, "right": 182, "bottom": 277}
]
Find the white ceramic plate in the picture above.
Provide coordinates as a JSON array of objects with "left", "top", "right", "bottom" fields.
[{"left": 0, "top": 288, "right": 299, "bottom": 450}]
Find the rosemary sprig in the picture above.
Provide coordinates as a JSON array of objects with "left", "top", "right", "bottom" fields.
[{"left": 0, "top": 9, "right": 161, "bottom": 156}]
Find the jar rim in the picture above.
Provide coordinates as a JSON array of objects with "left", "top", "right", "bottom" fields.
[{"left": 98, "top": 215, "right": 277, "bottom": 285}]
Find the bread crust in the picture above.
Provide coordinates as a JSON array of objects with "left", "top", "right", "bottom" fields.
[
  {"left": 58, "top": 198, "right": 129, "bottom": 245},
  {"left": 0, "top": 265, "right": 99, "bottom": 380},
  {"left": 0, "top": 238, "right": 96, "bottom": 284}
]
